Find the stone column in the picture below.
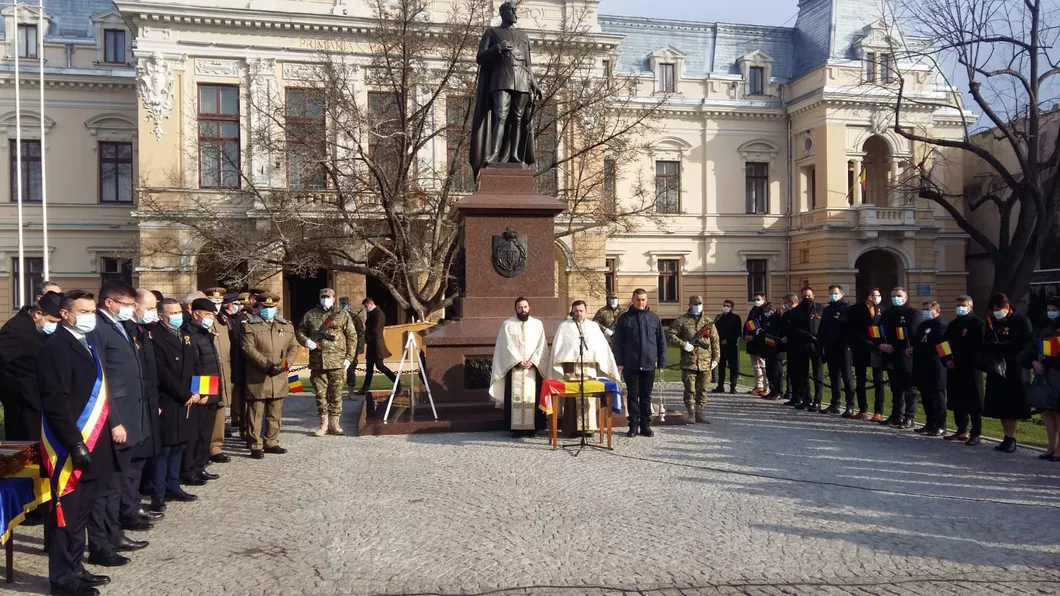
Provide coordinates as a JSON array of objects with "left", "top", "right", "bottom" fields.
[{"left": 851, "top": 157, "right": 863, "bottom": 205}]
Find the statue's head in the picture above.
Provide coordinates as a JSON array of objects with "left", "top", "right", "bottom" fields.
[{"left": 499, "top": 2, "right": 517, "bottom": 26}]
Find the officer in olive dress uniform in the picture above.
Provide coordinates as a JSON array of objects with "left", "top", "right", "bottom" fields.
[
  {"left": 296, "top": 288, "right": 358, "bottom": 437},
  {"left": 241, "top": 293, "right": 301, "bottom": 459}
]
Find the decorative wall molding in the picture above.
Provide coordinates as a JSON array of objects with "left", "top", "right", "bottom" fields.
[
  {"left": 283, "top": 62, "right": 319, "bottom": 81},
  {"left": 195, "top": 58, "right": 242, "bottom": 77},
  {"left": 136, "top": 52, "right": 185, "bottom": 141}
]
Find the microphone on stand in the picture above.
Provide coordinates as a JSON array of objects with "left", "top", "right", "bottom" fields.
[{"left": 575, "top": 317, "right": 587, "bottom": 351}]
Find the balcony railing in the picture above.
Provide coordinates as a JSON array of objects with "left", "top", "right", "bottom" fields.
[{"left": 856, "top": 205, "right": 916, "bottom": 227}]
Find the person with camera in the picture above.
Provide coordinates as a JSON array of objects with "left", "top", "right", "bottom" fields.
[
  {"left": 241, "top": 293, "right": 301, "bottom": 459},
  {"left": 297, "top": 288, "right": 359, "bottom": 437}
]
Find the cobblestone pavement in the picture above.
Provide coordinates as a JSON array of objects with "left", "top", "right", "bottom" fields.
[{"left": 8, "top": 386, "right": 1060, "bottom": 595}]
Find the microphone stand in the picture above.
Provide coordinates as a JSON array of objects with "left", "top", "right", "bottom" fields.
[{"left": 562, "top": 318, "right": 612, "bottom": 456}]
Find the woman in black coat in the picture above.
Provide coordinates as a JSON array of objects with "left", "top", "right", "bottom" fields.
[
  {"left": 1022, "top": 297, "right": 1060, "bottom": 460},
  {"left": 982, "top": 293, "right": 1033, "bottom": 453}
]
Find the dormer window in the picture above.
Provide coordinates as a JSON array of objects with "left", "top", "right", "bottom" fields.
[
  {"left": 879, "top": 53, "right": 892, "bottom": 83},
  {"left": 865, "top": 52, "right": 876, "bottom": 82},
  {"left": 856, "top": 20, "right": 901, "bottom": 85},
  {"left": 17, "top": 24, "right": 36, "bottom": 59},
  {"left": 865, "top": 52, "right": 893, "bottom": 84},
  {"left": 658, "top": 63, "right": 675, "bottom": 93},
  {"left": 737, "top": 50, "right": 775, "bottom": 98},
  {"left": 104, "top": 29, "right": 126, "bottom": 64},
  {"left": 748, "top": 67, "right": 764, "bottom": 95}
]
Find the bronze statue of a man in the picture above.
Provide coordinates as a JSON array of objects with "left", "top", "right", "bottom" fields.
[{"left": 469, "top": 2, "right": 543, "bottom": 178}]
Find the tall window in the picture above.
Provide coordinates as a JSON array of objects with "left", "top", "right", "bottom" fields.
[
  {"left": 367, "top": 91, "right": 402, "bottom": 187},
  {"left": 658, "top": 259, "right": 679, "bottom": 303},
  {"left": 198, "top": 84, "right": 241, "bottom": 189},
  {"left": 9, "top": 140, "right": 42, "bottom": 203},
  {"left": 748, "top": 66, "right": 765, "bottom": 95},
  {"left": 880, "top": 53, "right": 893, "bottom": 83},
  {"left": 534, "top": 104, "right": 558, "bottom": 195},
  {"left": 445, "top": 95, "right": 475, "bottom": 193},
  {"left": 602, "top": 59, "right": 613, "bottom": 79},
  {"left": 655, "top": 160, "right": 680, "bottom": 214},
  {"left": 602, "top": 158, "right": 616, "bottom": 203},
  {"left": 658, "top": 63, "right": 675, "bottom": 92},
  {"left": 17, "top": 24, "right": 37, "bottom": 59},
  {"left": 746, "top": 259, "right": 768, "bottom": 301},
  {"left": 286, "top": 88, "right": 327, "bottom": 189},
  {"left": 100, "top": 257, "right": 133, "bottom": 286},
  {"left": 103, "top": 29, "right": 126, "bottom": 64},
  {"left": 808, "top": 166, "right": 817, "bottom": 209},
  {"left": 865, "top": 52, "right": 877, "bottom": 83},
  {"left": 605, "top": 257, "right": 617, "bottom": 296},
  {"left": 99, "top": 142, "right": 133, "bottom": 203},
  {"left": 11, "top": 257, "right": 43, "bottom": 310},
  {"left": 745, "top": 162, "right": 768, "bottom": 214}
]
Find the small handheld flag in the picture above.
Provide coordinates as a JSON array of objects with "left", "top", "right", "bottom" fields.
[
  {"left": 746, "top": 320, "right": 761, "bottom": 332},
  {"left": 895, "top": 327, "right": 907, "bottom": 341},
  {"left": 288, "top": 375, "right": 304, "bottom": 393},
  {"left": 1043, "top": 336, "right": 1060, "bottom": 358},
  {"left": 190, "top": 376, "right": 220, "bottom": 395},
  {"left": 868, "top": 325, "right": 884, "bottom": 339},
  {"left": 936, "top": 341, "right": 952, "bottom": 358},
  {"left": 764, "top": 335, "right": 777, "bottom": 347},
  {"left": 986, "top": 316, "right": 993, "bottom": 330}
]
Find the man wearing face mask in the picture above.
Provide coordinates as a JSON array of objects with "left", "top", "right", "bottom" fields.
[
  {"left": 942, "top": 295, "right": 984, "bottom": 444},
  {"left": 667, "top": 296, "right": 720, "bottom": 423},
  {"left": 128, "top": 290, "right": 163, "bottom": 523},
  {"left": 714, "top": 300, "right": 742, "bottom": 394},
  {"left": 744, "top": 292, "right": 768, "bottom": 395},
  {"left": 297, "top": 288, "right": 359, "bottom": 437},
  {"left": 181, "top": 298, "right": 225, "bottom": 484},
  {"left": 818, "top": 285, "right": 856, "bottom": 416},
  {"left": 847, "top": 288, "right": 884, "bottom": 420},
  {"left": 592, "top": 293, "right": 622, "bottom": 345},
  {"left": 0, "top": 283, "right": 61, "bottom": 442},
  {"left": 242, "top": 293, "right": 301, "bottom": 459},
  {"left": 87, "top": 281, "right": 153, "bottom": 562},
  {"left": 787, "top": 287, "right": 825, "bottom": 411},
  {"left": 877, "top": 287, "right": 921, "bottom": 428},
  {"left": 909, "top": 301, "right": 948, "bottom": 436},
  {"left": 38, "top": 290, "right": 117, "bottom": 596},
  {"left": 217, "top": 293, "right": 247, "bottom": 443},
  {"left": 203, "top": 288, "right": 234, "bottom": 464}
]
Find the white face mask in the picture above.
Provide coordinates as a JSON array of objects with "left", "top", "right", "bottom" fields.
[
  {"left": 117, "top": 305, "right": 135, "bottom": 321},
  {"left": 722, "top": 306, "right": 731, "bottom": 314},
  {"left": 321, "top": 297, "right": 334, "bottom": 310},
  {"left": 691, "top": 305, "right": 703, "bottom": 315},
  {"left": 608, "top": 299, "right": 618, "bottom": 308},
  {"left": 992, "top": 309, "right": 1007, "bottom": 320},
  {"left": 872, "top": 296, "right": 882, "bottom": 305},
  {"left": 753, "top": 299, "right": 764, "bottom": 307},
  {"left": 227, "top": 304, "right": 241, "bottom": 315},
  {"left": 74, "top": 313, "right": 96, "bottom": 334},
  {"left": 41, "top": 320, "right": 58, "bottom": 335}
]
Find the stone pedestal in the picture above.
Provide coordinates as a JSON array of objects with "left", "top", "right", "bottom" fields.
[{"left": 421, "top": 165, "right": 565, "bottom": 407}]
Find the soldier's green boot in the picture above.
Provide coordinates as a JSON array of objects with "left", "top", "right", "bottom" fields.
[
  {"left": 327, "top": 415, "right": 345, "bottom": 436},
  {"left": 695, "top": 405, "right": 710, "bottom": 424},
  {"left": 313, "top": 414, "right": 328, "bottom": 437},
  {"left": 685, "top": 404, "right": 696, "bottom": 423}
]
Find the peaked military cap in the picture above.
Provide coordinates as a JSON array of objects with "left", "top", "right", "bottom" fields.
[
  {"left": 258, "top": 292, "right": 281, "bottom": 307},
  {"left": 204, "top": 287, "right": 227, "bottom": 303}
]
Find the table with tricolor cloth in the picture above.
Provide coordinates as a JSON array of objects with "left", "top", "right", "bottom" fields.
[
  {"left": 1, "top": 464, "right": 51, "bottom": 583},
  {"left": 538, "top": 379, "right": 623, "bottom": 450}
]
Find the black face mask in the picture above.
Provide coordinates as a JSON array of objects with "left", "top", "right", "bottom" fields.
[{"left": 516, "top": 312, "right": 529, "bottom": 322}]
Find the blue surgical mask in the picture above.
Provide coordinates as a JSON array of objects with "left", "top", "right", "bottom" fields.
[
  {"left": 117, "top": 305, "right": 135, "bottom": 322},
  {"left": 1048, "top": 311, "right": 1060, "bottom": 321},
  {"left": 955, "top": 306, "right": 970, "bottom": 317},
  {"left": 921, "top": 310, "right": 933, "bottom": 320},
  {"left": 138, "top": 310, "right": 159, "bottom": 325},
  {"left": 763, "top": 311, "right": 773, "bottom": 318},
  {"left": 830, "top": 294, "right": 842, "bottom": 303},
  {"left": 167, "top": 314, "right": 184, "bottom": 329},
  {"left": 992, "top": 309, "right": 1007, "bottom": 320},
  {"left": 892, "top": 297, "right": 905, "bottom": 307},
  {"left": 41, "top": 320, "right": 57, "bottom": 335},
  {"left": 261, "top": 307, "right": 277, "bottom": 320},
  {"left": 74, "top": 314, "right": 96, "bottom": 334},
  {"left": 200, "top": 317, "right": 215, "bottom": 329}
]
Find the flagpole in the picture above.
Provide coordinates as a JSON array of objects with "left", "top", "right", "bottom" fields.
[
  {"left": 13, "top": 0, "right": 26, "bottom": 309},
  {"left": 38, "top": 0, "right": 48, "bottom": 279}
]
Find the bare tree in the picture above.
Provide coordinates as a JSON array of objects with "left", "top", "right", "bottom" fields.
[
  {"left": 888, "top": 0, "right": 1060, "bottom": 301},
  {"left": 137, "top": 0, "right": 665, "bottom": 321}
]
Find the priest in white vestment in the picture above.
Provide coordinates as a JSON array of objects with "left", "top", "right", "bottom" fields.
[
  {"left": 550, "top": 300, "right": 621, "bottom": 434},
  {"left": 489, "top": 297, "right": 551, "bottom": 436}
]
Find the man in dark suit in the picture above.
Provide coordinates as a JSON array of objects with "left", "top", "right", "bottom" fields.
[
  {"left": 359, "top": 298, "right": 399, "bottom": 394},
  {"left": 38, "top": 290, "right": 116, "bottom": 596},
  {"left": 182, "top": 297, "right": 223, "bottom": 485},
  {"left": 130, "top": 289, "right": 163, "bottom": 522},
  {"left": 0, "top": 281, "right": 61, "bottom": 440},
  {"left": 878, "top": 287, "right": 922, "bottom": 428},
  {"left": 786, "top": 288, "right": 824, "bottom": 410},
  {"left": 87, "top": 281, "right": 151, "bottom": 564}
]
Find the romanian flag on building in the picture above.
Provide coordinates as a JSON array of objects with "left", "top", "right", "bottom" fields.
[
  {"left": 746, "top": 320, "right": 761, "bottom": 332},
  {"left": 190, "top": 375, "right": 220, "bottom": 395},
  {"left": 859, "top": 165, "right": 867, "bottom": 193},
  {"left": 868, "top": 325, "right": 885, "bottom": 339},
  {"left": 936, "top": 341, "right": 952, "bottom": 358},
  {"left": 895, "top": 327, "right": 907, "bottom": 341},
  {"left": 764, "top": 335, "right": 777, "bottom": 347},
  {"left": 1042, "top": 336, "right": 1060, "bottom": 358},
  {"left": 288, "top": 375, "right": 304, "bottom": 393}
]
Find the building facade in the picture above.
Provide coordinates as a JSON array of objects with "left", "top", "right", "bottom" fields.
[{"left": 0, "top": 0, "right": 971, "bottom": 325}]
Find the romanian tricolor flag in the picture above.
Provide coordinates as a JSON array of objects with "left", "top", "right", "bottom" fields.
[
  {"left": 41, "top": 344, "right": 110, "bottom": 527},
  {"left": 538, "top": 378, "right": 623, "bottom": 415},
  {"left": 746, "top": 320, "right": 761, "bottom": 333},
  {"left": 868, "top": 325, "right": 885, "bottom": 339},
  {"left": 764, "top": 335, "right": 777, "bottom": 347},
  {"left": 859, "top": 165, "right": 867, "bottom": 193},
  {"left": 1042, "top": 336, "right": 1060, "bottom": 358},
  {"left": 986, "top": 316, "right": 993, "bottom": 330},
  {"left": 895, "top": 327, "right": 907, "bottom": 341},
  {"left": 288, "top": 375, "right": 304, "bottom": 393},
  {"left": 190, "top": 375, "right": 220, "bottom": 395},
  {"left": 936, "top": 341, "right": 953, "bottom": 358}
]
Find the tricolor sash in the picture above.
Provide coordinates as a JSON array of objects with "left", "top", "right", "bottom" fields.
[{"left": 40, "top": 343, "right": 110, "bottom": 527}]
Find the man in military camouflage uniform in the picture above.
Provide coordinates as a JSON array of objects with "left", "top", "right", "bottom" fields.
[
  {"left": 592, "top": 293, "right": 621, "bottom": 344},
  {"left": 666, "top": 295, "right": 721, "bottom": 423},
  {"left": 241, "top": 292, "right": 301, "bottom": 459},
  {"left": 297, "top": 288, "right": 359, "bottom": 436}
]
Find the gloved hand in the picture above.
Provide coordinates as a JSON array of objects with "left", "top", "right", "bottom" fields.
[
  {"left": 711, "top": 360, "right": 718, "bottom": 370},
  {"left": 604, "top": 328, "right": 614, "bottom": 337},
  {"left": 266, "top": 363, "right": 283, "bottom": 377},
  {"left": 343, "top": 359, "right": 351, "bottom": 371},
  {"left": 682, "top": 342, "right": 694, "bottom": 353},
  {"left": 70, "top": 442, "right": 92, "bottom": 470},
  {"left": 305, "top": 339, "right": 318, "bottom": 350}
]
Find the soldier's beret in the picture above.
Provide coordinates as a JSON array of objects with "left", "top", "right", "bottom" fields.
[
  {"left": 320, "top": 288, "right": 336, "bottom": 298},
  {"left": 38, "top": 291, "right": 63, "bottom": 318},
  {"left": 191, "top": 298, "right": 218, "bottom": 312}
]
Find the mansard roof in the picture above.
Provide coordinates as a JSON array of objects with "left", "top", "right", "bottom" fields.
[{"left": 0, "top": 0, "right": 117, "bottom": 39}]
